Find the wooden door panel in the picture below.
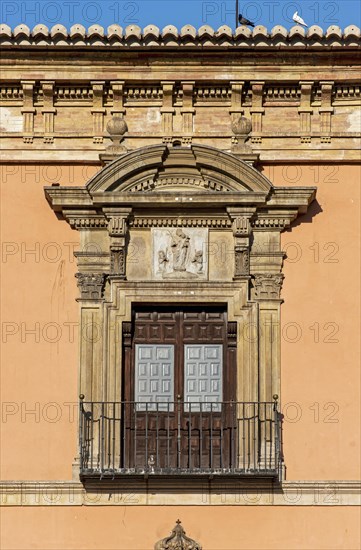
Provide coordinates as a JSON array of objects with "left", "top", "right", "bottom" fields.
[
  {"left": 124, "top": 305, "right": 236, "bottom": 471},
  {"left": 134, "top": 344, "right": 175, "bottom": 410},
  {"left": 184, "top": 344, "right": 223, "bottom": 409}
]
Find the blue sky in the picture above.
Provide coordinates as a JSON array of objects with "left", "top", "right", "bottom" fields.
[{"left": 1, "top": 1, "right": 360, "bottom": 30}]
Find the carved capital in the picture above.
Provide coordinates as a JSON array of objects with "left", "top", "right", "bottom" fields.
[
  {"left": 154, "top": 520, "right": 201, "bottom": 550},
  {"left": 253, "top": 273, "right": 284, "bottom": 300},
  {"left": 75, "top": 272, "right": 106, "bottom": 300}
]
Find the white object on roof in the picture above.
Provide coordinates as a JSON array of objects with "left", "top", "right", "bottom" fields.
[{"left": 293, "top": 12, "right": 308, "bottom": 27}]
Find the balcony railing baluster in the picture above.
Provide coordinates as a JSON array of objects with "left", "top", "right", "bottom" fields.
[{"left": 79, "top": 400, "right": 283, "bottom": 479}]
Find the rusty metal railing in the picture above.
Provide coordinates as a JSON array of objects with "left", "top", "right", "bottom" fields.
[{"left": 79, "top": 397, "right": 283, "bottom": 479}]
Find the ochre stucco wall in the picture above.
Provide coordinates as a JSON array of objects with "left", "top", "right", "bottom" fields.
[
  {"left": 1, "top": 506, "right": 360, "bottom": 550},
  {"left": 275, "top": 164, "right": 360, "bottom": 481},
  {"left": 1, "top": 163, "right": 360, "bottom": 482},
  {"left": 1, "top": 165, "right": 98, "bottom": 480}
]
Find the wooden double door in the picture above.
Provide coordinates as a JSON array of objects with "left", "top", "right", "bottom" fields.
[{"left": 122, "top": 305, "right": 237, "bottom": 471}]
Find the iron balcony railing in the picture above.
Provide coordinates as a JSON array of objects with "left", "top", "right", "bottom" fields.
[{"left": 79, "top": 398, "right": 283, "bottom": 479}]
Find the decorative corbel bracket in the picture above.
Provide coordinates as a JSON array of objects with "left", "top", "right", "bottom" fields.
[
  {"left": 181, "top": 81, "right": 195, "bottom": 136},
  {"left": 104, "top": 208, "right": 132, "bottom": 278},
  {"left": 41, "top": 81, "right": 56, "bottom": 143},
  {"left": 250, "top": 81, "right": 265, "bottom": 143},
  {"left": 227, "top": 207, "right": 256, "bottom": 280},
  {"left": 298, "top": 81, "right": 314, "bottom": 142},
  {"left": 21, "top": 80, "right": 35, "bottom": 143},
  {"left": 319, "top": 81, "right": 334, "bottom": 142},
  {"left": 229, "top": 81, "right": 245, "bottom": 122},
  {"left": 160, "top": 81, "right": 175, "bottom": 139},
  {"left": 91, "top": 81, "right": 106, "bottom": 144}
]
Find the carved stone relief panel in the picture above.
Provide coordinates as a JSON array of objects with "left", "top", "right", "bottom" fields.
[{"left": 152, "top": 228, "right": 208, "bottom": 280}]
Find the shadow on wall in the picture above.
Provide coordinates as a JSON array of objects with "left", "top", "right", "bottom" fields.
[{"left": 285, "top": 199, "right": 323, "bottom": 233}]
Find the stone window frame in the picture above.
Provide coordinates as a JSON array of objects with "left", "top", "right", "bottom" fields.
[{"left": 44, "top": 143, "right": 316, "bottom": 467}]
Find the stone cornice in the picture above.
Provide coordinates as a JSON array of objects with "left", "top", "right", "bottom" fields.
[
  {"left": 0, "top": 23, "right": 360, "bottom": 48},
  {"left": 1, "top": 480, "right": 360, "bottom": 506}
]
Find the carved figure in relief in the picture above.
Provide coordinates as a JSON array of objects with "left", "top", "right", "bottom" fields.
[
  {"left": 192, "top": 250, "right": 204, "bottom": 273},
  {"left": 153, "top": 228, "right": 208, "bottom": 280},
  {"left": 170, "top": 228, "right": 190, "bottom": 271},
  {"left": 158, "top": 250, "right": 169, "bottom": 273}
]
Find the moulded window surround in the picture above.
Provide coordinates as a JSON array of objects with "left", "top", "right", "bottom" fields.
[{"left": 44, "top": 143, "right": 316, "bottom": 479}]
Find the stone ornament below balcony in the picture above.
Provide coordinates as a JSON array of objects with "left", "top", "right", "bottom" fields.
[{"left": 154, "top": 520, "right": 202, "bottom": 550}]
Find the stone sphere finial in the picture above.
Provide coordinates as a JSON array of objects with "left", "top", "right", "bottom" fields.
[
  {"left": 230, "top": 115, "right": 259, "bottom": 165},
  {"left": 106, "top": 116, "right": 128, "bottom": 138},
  {"left": 102, "top": 115, "right": 128, "bottom": 161},
  {"left": 231, "top": 115, "right": 252, "bottom": 136}
]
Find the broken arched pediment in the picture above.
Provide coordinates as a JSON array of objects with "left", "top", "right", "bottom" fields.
[
  {"left": 44, "top": 143, "right": 315, "bottom": 224},
  {"left": 86, "top": 143, "right": 273, "bottom": 195}
]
